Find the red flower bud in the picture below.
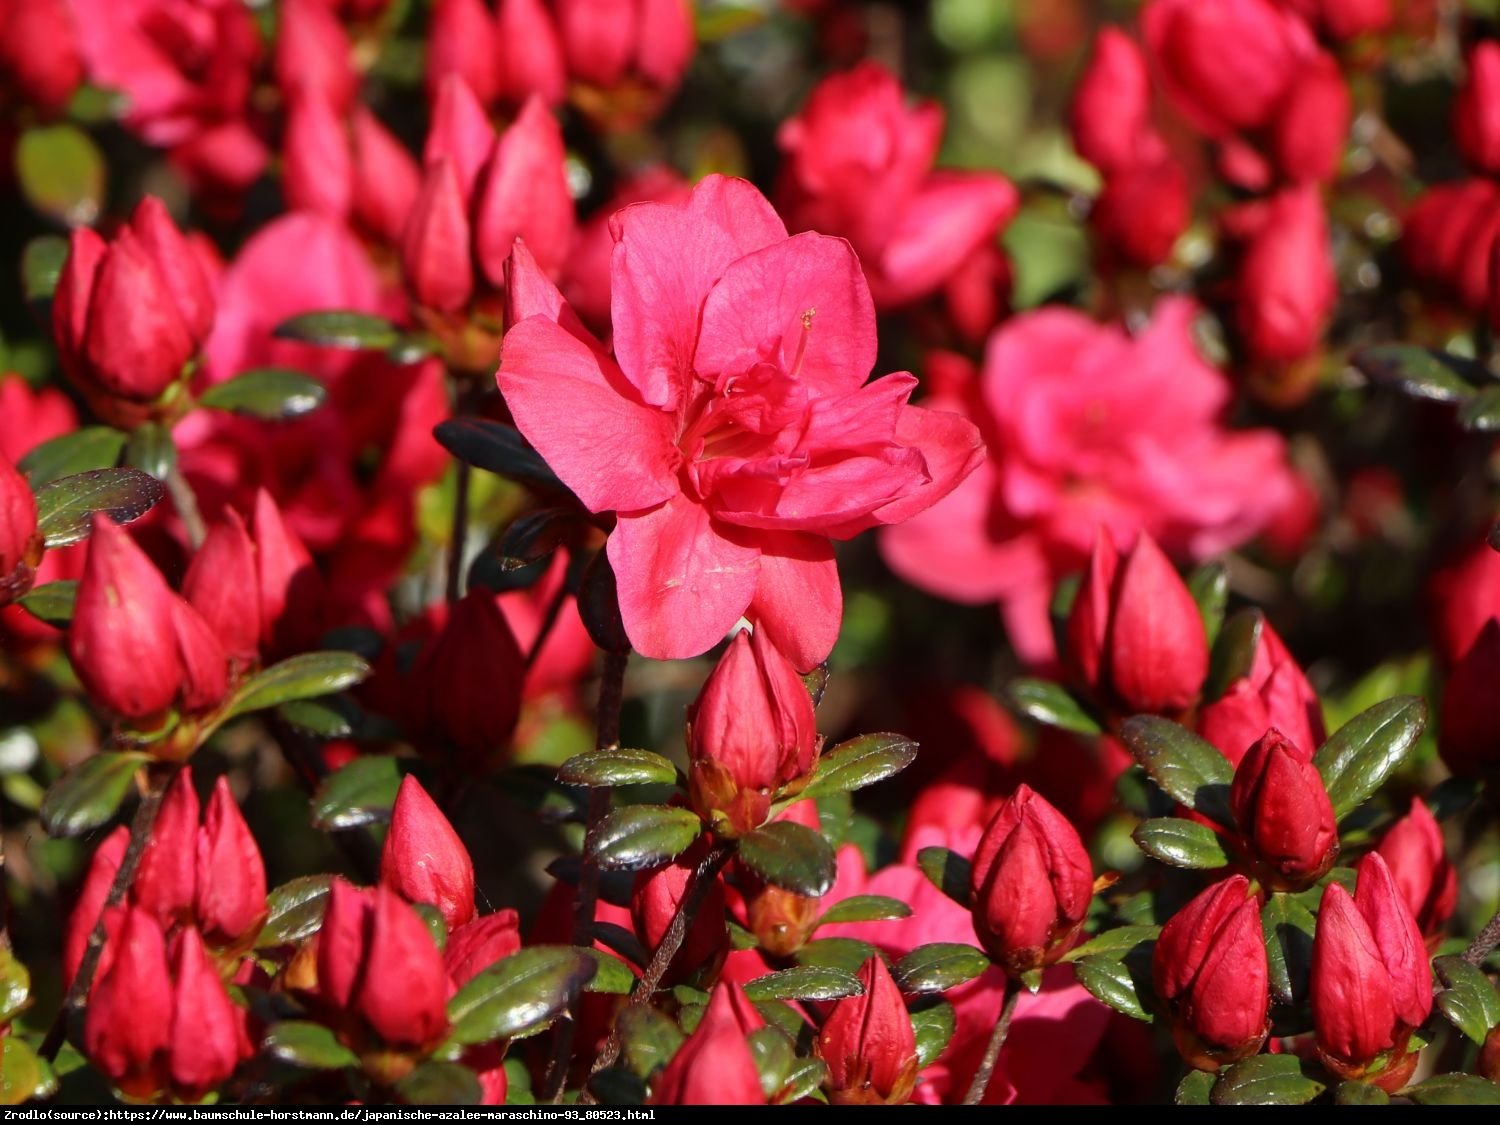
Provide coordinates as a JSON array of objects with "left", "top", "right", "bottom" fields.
[
  {"left": 283, "top": 90, "right": 354, "bottom": 221},
  {"left": 275, "top": 0, "right": 358, "bottom": 114},
  {"left": 167, "top": 925, "right": 252, "bottom": 1100},
  {"left": 129, "top": 197, "right": 216, "bottom": 349},
  {"left": 1311, "top": 853, "right": 1431, "bottom": 1084},
  {"left": 381, "top": 775, "right": 477, "bottom": 930},
  {"left": 0, "top": 0, "right": 83, "bottom": 115},
  {"left": 651, "top": 981, "right": 766, "bottom": 1105},
  {"left": 134, "top": 770, "right": 202, "bottom": 928},
  {"left": 425, "top": 75, "right": 497, "bottom": 200},
  {"left": 0, "top": 455, "right": 40, "bottom": 607},
  {"left": 497, "top": 0, "right": 567, "bottom": 106},
  {"left": 1231, "top": 186, "right": 1336, "bottom": 363},
  {"left": 1198, "top": 620, "right": 1324, "bottom": 766},
  {"left": 1376, "top": 798, "right": 1456, "bottom": 945},
  {"left": 64, "top": 828, "right": 127, "bottom": 989},
  {"left": 70, "top": 516, "right": 228, "bottom": 721},
  {"left": 817, "top": 956, "right": 919, "bottom": 1105},
  {"left": 1070, "top": 28, "right": 1156, "bottom": 174},
  {"left": 688, "top": 628, "right": 819, "bottom": 836},
  {"left": 195, "top": 777, "right": 268, "bottom": 947},
  {"left": 426, "top": 0, "right": 501, "bottom": 108},
  {"left": 1152, "top": 875, "right": 1269, "bottom": 1068},
  {"left": 351, "top": 108, "right": 422, "bottom": 247},
  {"left": 1269, "top": 55, "right": 1350, "bottom": 185},
  {"left": 251, "top": 489, "right": 326, "bottom": 658},
  {"left": 631, "top": 839, "right": 729, "bottom": 986},
  {"left": 1455, "top": 42, "right": 1500, "bottom": 178},
  {"left": 318, "top": 880, "right": 450, "bottom": 1048},
  {"left": 969, "top": 784, "right": 1093, "bottom": 976},
  {"left": 1440, "top": 616, "right": 1500, "bottom": 778},
  {"left": 444, "top": 910, "right": 522, "bottom": 988},
  {"left": 184, "top": 510, "right": 260, "bottom": 668},
  {"left": 84, "top": 906, "right": 173, "bottom": 1100},
  {"left": 1229, "top": 728, "right": 1338, "bottom": 890},
  {"left": 1401, "top": 179, "right": 1500, "bottom": 314},
  {"left": 558, "top": 0, "right": 694, "bottom": 95},
  {"left": 1066, "top": 531, "right": 1208, "bottom": 716},
  {"left": 474, "top": 97, "right": 575, "bottom": 286},
  {"left": 402, "top": 158, "right": 476, "bottom": 314},
  {"left": 1090, "top": 155, "right": 1191, "bottom": 270}
]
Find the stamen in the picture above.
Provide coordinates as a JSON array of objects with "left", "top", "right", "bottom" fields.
[{"left": 791, "top": 307, "right": 816, "bottom": 378}]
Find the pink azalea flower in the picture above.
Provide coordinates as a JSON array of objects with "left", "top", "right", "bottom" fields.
[
  {"left": 880, "top": 298, "right": 1299, "bottom": 663},
  {"left": 497, "top": 175, "right": 984, "bottom": 666}
]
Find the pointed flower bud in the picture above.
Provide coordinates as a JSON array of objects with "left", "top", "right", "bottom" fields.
[
  {"left": 133, "top": 769, "right": 202, "bottom": 928},
  {"left": 195, "top": 777, "right": 268, "bottom": 948},
  {"left": 631, "top": 838, "right": 728, "bottom": 986},
  {"left": 0, "top": 0, "right": 83, "bottom": 115},
  {"left": 497, "top": 0, "right": 566, "bottom": 106},
  {"left": 283, "top": 90, "right": 354, "bottom": 221},
  {"left": 274, "top": 0, "right": 357, "bottom": 113},
  {"left": 1152, "top": 875, "right": 1269, "bottom": 1069},
  {"left": 1229, "top": 728, "right": 1338, "bottom": 891},
  {"left": 444, "top": 910, "right": 522, "bottom": 989},
  {"left": 1269, "top": 54, "right": 1351, "bottom": 185},
  {"left": 651, "top": 982, "right": 766, "bottom": 1105},
  {"left": 688, "top": 628, "right": 819, "bottom": 837},
  {"left": 402, "top": 158, "right": 476, "bottom": 314},
  {"left": 1198, "top": 620, "right": 1324, "bottom": 766},
  {"left": 426, "top": 0, "right": 501, "bottom": 108},
  {"left": 64, "top": 828, "right": 128, "bottom": 989},
  {"left": 474, "top": 97, "right": 575, "bottom": 286},
  {"left": 0, "top": 455, "right": 40, "bottom": 607},
  {"left": 969, "top": 784, "right": 1092, "bottom": 977},
  {"left": 351, "top": 108, "right": 422, "bottom": 247},
  {"left": 1376, "top": 798, "right": 1456, "bottom": 945},
  {"left": 83, "top": 906, "right": 173, "bottom": 1100},
  {"left": 380, "top": 775, "right": 477, "bottom": 930},
  {"left": 1311, "top": 853, "right": 1432, "bottom": 1087},
  {"left": 184, "top": 509, "right": 261, "bottom": 668},
  {"left": 167, "top": 926, "right": 252, "bottom": 1100},
  {"left": 1455, "top": 42, "right": 1500, "bottom": 178},
  {"left": 1070, "top": 27, "right": 1156, "bottom": 174},
  {"left": 817, "top": 956, "right": 919, "bottom": 1105}
]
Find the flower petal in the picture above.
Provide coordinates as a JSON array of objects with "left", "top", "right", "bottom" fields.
[{"left": 747, "top": 531, "right": 841, "bottom": 670}]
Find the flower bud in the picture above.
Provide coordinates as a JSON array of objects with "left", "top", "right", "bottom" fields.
[
  {"left": 0, "top": 0, "right": 83, "bottom": 115},
  {"left": 1066, "top": 531, "right": 1209, "bottom": 716},
  {"left": 167, "top": 925, "right": 252, "bottom": 1100},
  {"left": 184, "top": 509, "right": 260, "bottom": 667},
  {"left": 1229, "top": 728, "right": 1338, "bottom": 891},
  {"left": 1269, "top": 55, "right": 1350, "bottom": 185},
  {"left": 557, "top": 0, "right": 694, "bottom": 96},
  {"left": 402, "top": 158, "right": 476, "bottom": 314},
  {"left": 424, "top": 75, "right": 497, "bottom": 200},
  {"left": 1376, "top": 798, "right": 1456, "bottom": 945},
  {"left": 1070, "top": 28, "right": 1156, "bottom": 174},
  {"left": 1401, "top": 179, "right": 1500, "bottom": 314},
  {"left": 1232, "top": 186, "right": 1336, "bottom": 363},
  {"left": 1441, "top": 616, "right": 1500, "bottom": 778},
  {"left": 687, "top": 628, "right": 819, "bottom": 837},
  {"left": 631, "top": 839, "right": 728, "bottom": 986},
  {"left": 0, "top": 455, "right": 40, "bottom": 607},
  {"left": 1090, "top": 156, "right": 1190, "bottom": 270},
  {"left": 275, "top": 0, "right": 357, "bottom": 114},
  {"left": 351, "top": 108, "right": 422, "bottom": 247},
  {"left": 195, "top": 777, "right": 268, "bottom": 948},
  {"left": 251, "top": 489, "right": 326, "bottom": 659},
  {"left": 84, "top": 906, "right": 174, "bottom": 1100},
  {"left": 64, "top": 828, "right": 127, "bottom": 989},
  {"left": 1311, "top": 853, "right": 1431, "bottom": 1086},
  {"left": 816, "top": 956, "right": 918, "bottom": 1105},
  {"left": 969, "top": 784, "right": 1092, "bottom": 976},
  {"left": 497, "top": 0, "right": 567, "bottom": 106},
  {"left": 426, "top": 0, "right": 500, "bottom": 108},
  {"left": 474, "top": 97, "right": 575, "bottom": 286},
  {"left": 651, "top": 981, "right": 766, "bottom": 1105},
  {"left": 1455, "top": 42, "right": 1500, "bottom": 178},
  {"left": 1198, "top": 620, "right": 1324, "bottom": 766},
  {"left": 1152, "top": 875, "right": 1269, "bottom": 1069},
  {"left": 129, "top": 197, "right": 216, "bottom": 349},
  {"left": 283, "top": 90, "right": 354, "bottom": 220},
  {"left": 134, "top": 770, "right": 202, "bottom": 929},
  {"left": 444, "top": 910, "right": 522, "bottom": 988},
  {"left": 381, "top": 775, "right": 477, "bottom": 930}
]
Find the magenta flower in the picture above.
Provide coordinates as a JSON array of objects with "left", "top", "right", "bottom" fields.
[{"left": 498, "top": 175, "right": 983, "bottom": 665}]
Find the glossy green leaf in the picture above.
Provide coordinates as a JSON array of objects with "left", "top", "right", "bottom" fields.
[
  {"left": 915, "top": 845, "right": 973, "bottom": 908},
  {"left": 1313, "top": 696, "right": 1426, "bottom": 818},
  {"left": 799, "top": 733, "right": 919, "bottom": 799},
  {"left": 794, "top": 937, "right": 877, "bottom": 974},
  {"left": 34, "top": 468, "right": 165, "bottom": 547},
  {"left": 583, "top": 950, "right": 635, "bottom": 995},
  {"left": 1118, "top": 716, "right": 1234, "bottom": 827},
  {"left": 816, "top": 895, "right": 912, "bottom": 926},
  {"left": 1352, "top": 345, "right": 1483, "bottom": 403},
  {"left": 617, "top": 1004, "right": 684, "bottom": 1079},
  {"left": 21, "top": 235, "right": 68, "bottom": 303},
  {"left": 1460, "top": 384, "right": 1500, "bottom": 432},
  {"left": 557, "top": 747, "right": 679, "bottom": 788},
  {"left": 1176, "top": 1070, "right": 1215, "bottom": 1105},
  {"left": 737, "top": 821, "right": 836, "bottom": 897},
  {"left": 1059, "top": 925, "right": 1160, "bottom": 964},
  {"left": 257, "top": 875, "right": 332, "bottom": 948},
  {"left": 16, "top": 581, "right": 76, "bottom": 626},
  {"left": 1132, "top": 817, "right": 1230, "bottom": 869},
  {"left": 589, "top": 805, "right": 702, "bottom": 871},
  {"left": 273, "top": 310, "right": 400, "bottom": 351},
  {"left": 742, "top": 966, "right": 863, "bottom": 1003},
  {"left": 16, "top": 124, "right": 104, "bottom": 225},
  {"left": 1262, "top": 894, "right": 1317, "bottom": 1006},
  {"left": 200, "top": 368, "right": 328, "bottom": 419},
  {"left": 774, "top": 1057, "right": 828, "bottom": 1105},
  {"left": 0, "top": 1037, "right": 53, "bottom": 1105},
  {"left": 17, "top": 427, "right": 126, "bottom": 487},
  {"left": 1434, "top": 955, "right": 1500, "bottom": 1045},
  {"left": 1073, "top": 954, "right": 1150, "bottom": 1022},
  {"left": 1211, "top": 1054, "right": 1324, "bottom": 1105},
  {"left": 1402, "top": 1074, "right": 1500, "bottom": 1104},
  {"left": 1335, "top": 1081, "right": 1389, "bottom": 1105},
  {"left": 276, "top": 697, "right": 355, "bottom": 739},
  {"left": 1188, "top": 561, "right": 1230, "bottom": 649},
  {"left": 1006, "top": 678, "right": 1102, "bottom": 735},
  {"left": 446, "top": 946, "right": 597, "bottom": 1046},
  {"left": 747, "top": 1026, "right": 796, "bottom": 1099},
  {"left": 910, "top": 997, "right": 956, "bottom": 1068},
  {"left": 397, "top": 1061, "right": 483, "bottom": 1105},
  {"left": 39, "top": 751, "right": 149, "bottom": 838},
  {"left": 226, "top": 651, "right": 373, "bottom": 720},
  {"left": 311, "top": 755, "right": 403, "bottom": 831},
  {"left": 433, "top": 417, "right": 568, "bottom": 494},
  {"left": 1204, "top": 609, "right": 1263, "bottom": 701},
  {"left": 0, "top": 950, "right": 31, "bottom": 1026},
  {"left": 893, "top": 943, "right": 990, "bottom": 995},
  {"left": 262, "top": 1021, "right": 358, "bottom": 1070}
]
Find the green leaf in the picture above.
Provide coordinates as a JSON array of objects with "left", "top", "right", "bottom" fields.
[
  {"left": 433, "top": 417, "right": 568, "bottom": 495},
  {"left": 588, "top": 1067, "right": 648, "bottom": 1106},
  {"left": 1176, "top": 1070, "right": 1215, "bottom": 1105},
  {"left": 1460, "top": 384, "right": 1500, "bottom": 432},
  {"left": 397, "top": 1060, "right": 483, "bottom": 1105},
  {"left": 1335, "top": 1081, "right": 1389, "bottom": 1105},
  {"left": 617, "top": 1005, "right": 684, "bottom": 1079},
  {"left": 742, "top": 966, "right": 863, "bottom": 1003},
  {"left": 915, "top": 846, "right": 973, "bottom": 908},
  {"left": 583, "top": 950, "right": 635, "bottom": 995},
  {"left": 1402, "top": 1074, "right": 1500, "bottom": 1105},
  {"left": 1434, "top": 955, "right": 1500, "bottom": 1044},
  {"left": 737, "top": 821, "right": 836, "bottom": 897},
  {"left": 123, "top": 422, "right": 177, "bottom": 482},
  {"left": 1211, "top": 1054, "right": 1324, "bottom": 1105},
  {"left": 1118, "top": 716, "right": 1234, "bottom": 827},
  {"left": 893, "top": 943, "right": 991, "bottom": 995},
  {"left": 311, "top": 756, "right": 403, "bottom": 831},
  {"left": 273, "top": 310, "right": 400, "bottom": 351},
  {"left": 0, "top": 950, "right": 30, "bottom": 1026},
  {"left": 816, "top": 895, "right": 912, "bottom": 926},
  {"left": 446, "top": 946, "right": 596, "bottom": 1046},
  {"left": 909, "top": 997, "right": 956, "bottom": 1068},
  {"left": 1006, "top": 679, "right": 1102, "bottom": 735},
  {"left": 17, "top": 426, "right": 126, "bottom": 487},
  {"left": 257, "top": 875, "right": 332, "bottom": 948},
  {"left": 276, "top": 697, "right": 355, "bottom": 739},
  {"left": 34, "top": 468, "right": 165, "bottom": 548},
  {"left": 1059, "top": 925, "right": 1160, "bottom": 964},
  {"left": 1073, "top": 954, "right": 1150, "bottom": 1022},
  {"left": 774, "top": 1057, "right": 828, "bottom": 1105},
  {"left": 747, "top": 1026, "right": 796, "bottom": 1099},
  {"left": 589, "top": 805, "right": 702, "bottom": 871},
  {"left": 200, "top": 368, "right": 328, "bottom": 419},
  {"left": 16, "top": 581, "right": 77, "bottom": 627},
  {"left": 793, "top": 937, "right": 877, "bottom": 974},
  {"left": 557, "top": 748, "right": 679, "bottom": 788},
  {"left": 21, "top": 235, "right": 68, "bottom": 303},
  {"left": 39, "top": 752, "right": 148, "bottom": 838},
  {"left": 226, "top": 651, "right": 373, "bottom": 720},
  {"left": 16, "top": 124, "right": 104, "bottom": 225},
  {"left": 1132, "top": 817, "right": 1230, "bottom": 869},
  {"left": 801, "top": 663, "right": 830, "bottom": 708},
  {"left": 1352, "top": 344, "right": 1484, "bottom": 403},
  {"left": 1262, "top": 894, "right": 1317, "bottom": 1006},
  {"left": 1188, "top": 561, "right": 1230, "bottom": 649},
  {"left": 799, "top": 733, "right": 919, "bottom": 799},
  {"left": 0, "top": 1037, "right": 53, "bottom": 1105},
  {"left": 1313, "top": 696, "right": 1427, "bottom": 819},
  {"left": 1204, "top": 609, "right": 1263, "bottom": 701},
  {"left": 751, "top": 998, "right": 809, "bottom": 1043},
  {"left": 262, "top": 1021, "right": 358, "bottom": 1070}
]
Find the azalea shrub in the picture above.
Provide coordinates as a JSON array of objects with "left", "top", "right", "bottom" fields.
[{"left": 7, "top": 0, "right": 1500, "bottom": 1111}]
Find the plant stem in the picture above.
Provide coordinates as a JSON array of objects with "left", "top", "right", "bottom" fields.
[
  {"left": 39, "top": 763, "right": 175, "bottom": 1062},
  {"left": 166, "top": 463, "right": 206, "bottom": 550},
  {"left": 446, "top": 459, "right": 471, "bottom": 604},
  {"left": 962, "top": 978, "right": 1020, "bottom": 1105},
  {"left": 1463, "top": 906, "right": 1500, "bottom": 967}
]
